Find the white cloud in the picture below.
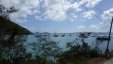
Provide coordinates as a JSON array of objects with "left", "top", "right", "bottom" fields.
[
  {"left": 77, "top": 24, "right": 104, "bottom": 32},
  {"left": 86, "top": 0, "right": 102, "bottom": 8},
  {"left": 78, "top": 26, "right": 86, "bottom": 29},
  {"left": 0, "top": 0, "right": 40, "bottom": 23},
  {"left": 86, "top": 19, "right": 112, "bottom": 32},
  {"left": 36, "top": 0, "right": 94, "bottom": 21},
  {"left": 86, "top": 8, "right": 113, "bottom": 32},
  {"left": 38, "top": 0, "right": 80, "bottom": 21},
  {"left": 0, "top": 0, "right": 102, "bottom": 22},
  {"left": 82, "top": 10, "right": 95, "bottom": 19},
  {"left": 77, "top": 25, "right": 100, "bottom": 32},
  {"left": 92, "top": 8, "right": 113, "bottom": 32},
  {"left": 88, "top": 24, "right": 100, "bottom": 32},
  {"left": 77, "top": 21, "right": 110, "bottom": 32},
  {"left": 88, "top": 21, "right": 111, "bottom": 32},
  {"left": 101, "top": 8, "right": 113, "bottom": 20}
]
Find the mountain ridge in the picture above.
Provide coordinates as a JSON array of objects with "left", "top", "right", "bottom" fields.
[{"left": 0, "top": 16, "right": 32, "bottom": 35}]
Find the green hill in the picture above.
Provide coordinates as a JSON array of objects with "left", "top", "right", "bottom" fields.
[{"left": 0, "top": 16, "right": 32, "bottom": 35}]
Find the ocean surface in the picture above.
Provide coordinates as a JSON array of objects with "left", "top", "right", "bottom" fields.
[{"left": 25, "top": 33, "right": 113, "bottom": 53}]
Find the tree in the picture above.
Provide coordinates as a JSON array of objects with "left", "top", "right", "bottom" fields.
[
  {"left": 79, "top": 33, "right": 87, "bottom": 43},
  {"left": 0, "top": 35, "right": 28, "bottom": 64},
  {"left": 0, "top": 5, "right": 18, "bottom": 18},
  {"left": 31, "top": 37, "right": 61, "bottom": 63}
]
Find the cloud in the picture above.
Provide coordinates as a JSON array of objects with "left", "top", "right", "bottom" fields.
[
  {"left": 91, "top": 7, "right": 113, "bottom": 32},
  {"left": 35, "top": 0, "right": 101, "bottom": 21},
  {"left": 0, "top": 0, "right": 102, "bottom": 22},
  {"left": 0, "top": 0, "right": 40, "bottom": 23},
  {"left": 88, "top": 24, "right": 100, "bottom": 32},
  {"left": 77, "top": 20, "right": 110, "bottom": 32},
  {"left": 88, "top": 21, "right": 111, "bottom": 32},
  {"left": 86, "top": 0, "right": 102, "bottom": 8},
  {"left": 78, "top": 26, "right": 86, "bottom": 29},
  {"left": 85, "top": 7, "right": 113, "bottom": 32},
  {"left": 101, "top": 8, "right": 113, "bottom": 20},
  {"left": 77, "top": 25, "right": 100, "bottom": 32},
  {"left": 82, "top": 10, "right": 95, "bottom": 19},
  {"left": 36, "top": 0, "right": 82, "bottom": 21}
]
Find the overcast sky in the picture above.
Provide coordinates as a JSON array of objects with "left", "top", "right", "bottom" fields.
[{"left": 1, "top": 0, "right": 113, "bottom": 33}]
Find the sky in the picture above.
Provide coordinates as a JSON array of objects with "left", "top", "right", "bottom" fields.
[{"left": 0, "top": 0, "right": 113, "bottom": 33}]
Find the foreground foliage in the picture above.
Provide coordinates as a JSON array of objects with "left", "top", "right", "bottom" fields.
[{"left": 0, "top": 33, "right": 104, "bottom": 64}]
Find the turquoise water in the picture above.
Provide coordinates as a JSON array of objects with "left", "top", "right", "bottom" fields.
[{"left": 25, "top": 33, "right": 113, "bottom": 53}]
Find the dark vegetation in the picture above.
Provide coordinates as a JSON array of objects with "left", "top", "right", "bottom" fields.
[
  {"left": 0, "top": 4, "right": 31, "bottom": 35},
  {"left": 0, "top": 32, "right": 104, "bottom": 64},
  {"left": 58, "top": 33, "right": 103, "bottom": 64},
  {"left": 0, "top": 16, "right": 32, "bottom": 35}
]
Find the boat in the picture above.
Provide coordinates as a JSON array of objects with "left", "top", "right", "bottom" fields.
[
  {"left": 35, "top": 32, "right": 42, "bottom": 37},
  {"left": 53, "top": 30, "right": 59, "bottom": 37},
  {"left": 61, "top": 34, "right": 65, "bottom": 37},
  {"left": 69, "top": 34, "right": 71, "bottom": 36},
  {"left": 54, "top": 34, "right": 59, "bottom": 37},
  {"left": 96, "top": 36, "right": 110, "bottom": 41}
]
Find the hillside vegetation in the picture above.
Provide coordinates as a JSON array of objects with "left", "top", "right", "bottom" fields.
[{"left": 0, "top": 16, "right": 32, "bottom": 35}]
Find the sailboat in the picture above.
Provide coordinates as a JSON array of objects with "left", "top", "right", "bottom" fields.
[
  {"left": 35, "top": 29, "right": 41, "bottom": 37},
  {"left": 54, "top": 30, "right": 59, "bottom": 37},
  {"left": 69, "top": 33, "right": 72, "bottom": 36},
  {"left": 61, "top": 34, "right": 65, "bottom": 37}
]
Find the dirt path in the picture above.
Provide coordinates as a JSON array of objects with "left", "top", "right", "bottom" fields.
[
  {"left": 103, "top": 58, "right": 113, "bottom": 64},
  {"left": 87, "top": 58, "right": 108, "bottom": 64}
]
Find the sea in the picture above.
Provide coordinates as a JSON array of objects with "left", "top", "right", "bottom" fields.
[{"left": 25, "top": 32, "right": 113, "bottom": 53}]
